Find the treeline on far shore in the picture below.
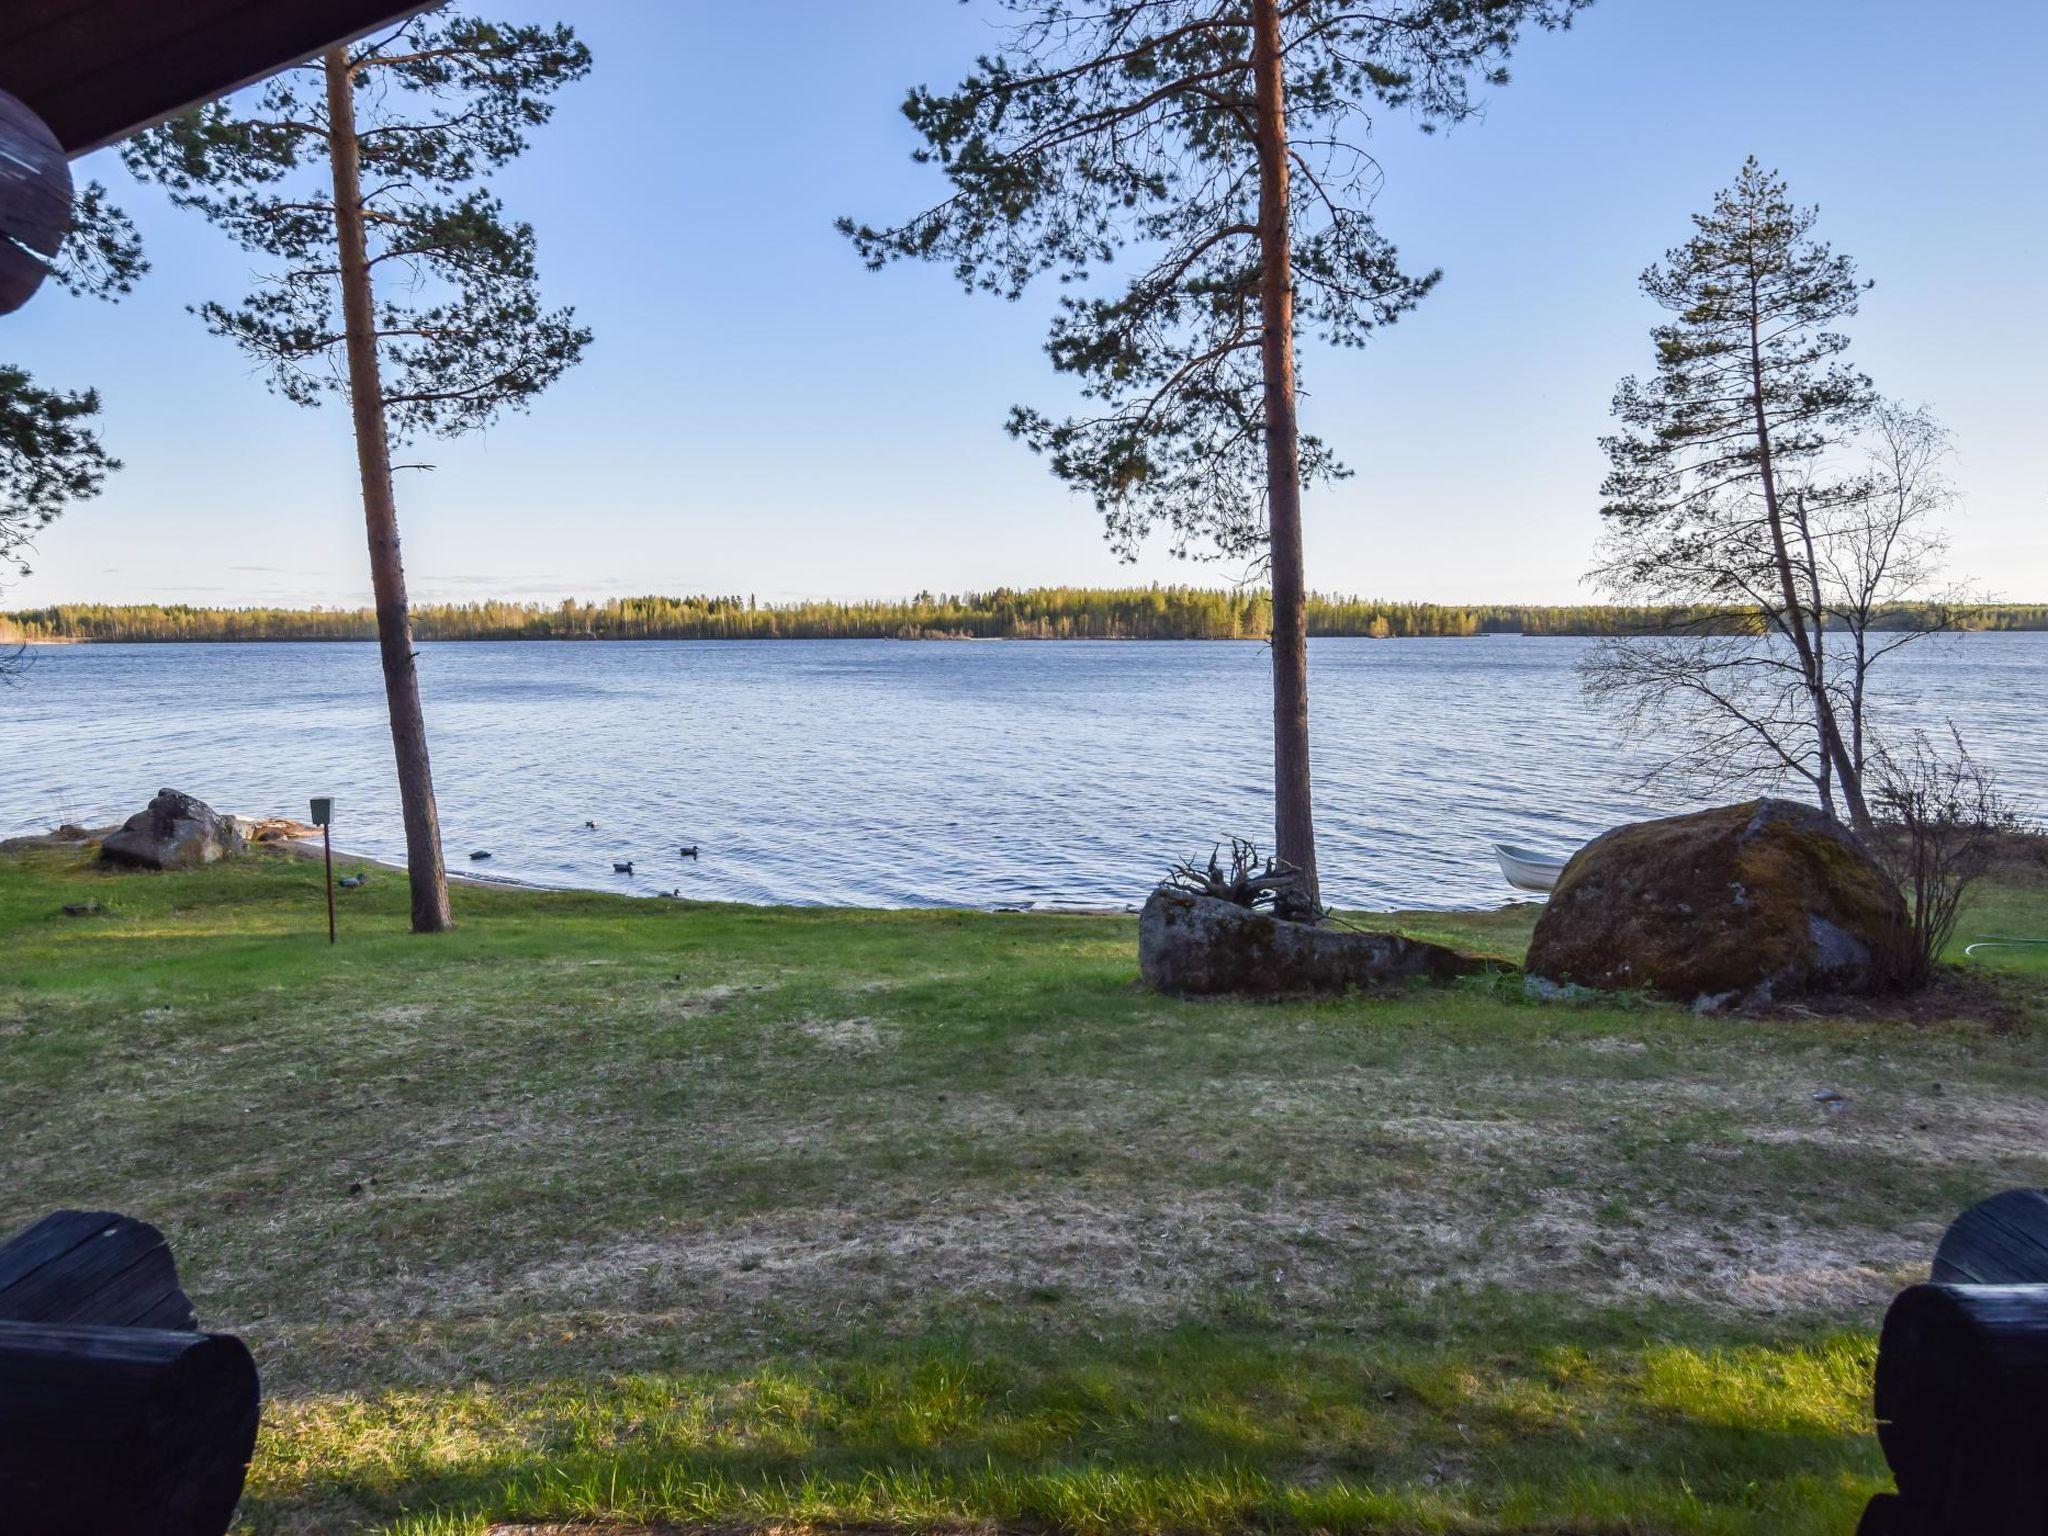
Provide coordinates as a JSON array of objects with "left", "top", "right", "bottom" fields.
[{"left": 6, "top": 588, "right": 2046, "bottom": 645}]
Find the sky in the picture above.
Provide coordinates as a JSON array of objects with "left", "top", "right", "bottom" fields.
[{"left": 6, "top": 0, "right": 2046, "bottom": 610}]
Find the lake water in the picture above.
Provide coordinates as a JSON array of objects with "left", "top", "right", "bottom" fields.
[{"left": 3, "top": 635, "right": 2042, "bottom": 910}]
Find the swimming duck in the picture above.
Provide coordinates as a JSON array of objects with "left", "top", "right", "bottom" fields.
[
  {"left": 679, "top": 845, "right": 699, "bottom": 859},
  {"left": 613, "top": 860, "right": 635, "bottom": 874}
]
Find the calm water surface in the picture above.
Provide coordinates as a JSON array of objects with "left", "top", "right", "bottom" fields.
[{"left": 4, "top": 636, "right": 2041, "bottom": 910}]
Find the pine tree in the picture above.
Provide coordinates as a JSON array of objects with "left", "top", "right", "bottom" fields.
[
  {"left": 1596, "top": 158, "right": 1878, "bottom": 826},
  {"left": 845, "top": 0, "right": 1585, "bottom": 910},
  {"left": 2, "top": 184, "right": 146, "bottom": 668},
  {"left": 0, "top": 366, "right": 110, "bottom": 587},
  {"left": 124, "top": 13, "right": 591, "bottom": 932}
]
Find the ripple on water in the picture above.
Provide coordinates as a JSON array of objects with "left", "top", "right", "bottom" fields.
[{"left": 3, "top": 633, "right": 2041, "bottom": 910}]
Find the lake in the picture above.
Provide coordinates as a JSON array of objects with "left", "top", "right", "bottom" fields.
[{"left": 3, "top": 635, "right": 2042, "bottom": 910}]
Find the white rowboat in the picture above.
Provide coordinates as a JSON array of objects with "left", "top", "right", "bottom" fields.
[{"left": 1492, "top": 843, "right": 1570, "bottom": 894}]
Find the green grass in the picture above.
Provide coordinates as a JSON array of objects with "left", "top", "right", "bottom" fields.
[{"left": 2, "top": 844, "right": 2045, "bottom": 1535}]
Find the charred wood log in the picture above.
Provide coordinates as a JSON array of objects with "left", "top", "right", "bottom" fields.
[
  {"left": 1869, "top": 1282, "right": 2048, "bottom": 1534},
  {"left": 1864, "top": 1192, "right": 2048, "bottom": 1534},
  {"left": 0, "top": 1319, "right": 259, "bottom": 1535},
  {"left": 1931, "top": 1188, "right": 2048, "bottom": 1285},
  {"left": 0, "top": 1210, "right": 196, "bottom": 1330}
]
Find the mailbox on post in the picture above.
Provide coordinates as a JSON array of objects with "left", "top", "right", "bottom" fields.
[{"left": 311, "top": 798, "right": 335, "bottom": 944}]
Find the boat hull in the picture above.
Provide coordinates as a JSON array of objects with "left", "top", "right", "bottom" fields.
[{"left": 1492, "top": 843, "right": 1568, "bottom": 893}]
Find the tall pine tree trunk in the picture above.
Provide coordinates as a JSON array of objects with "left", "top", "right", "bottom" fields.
[
  {"left": 1251, "top": 0, "right": 1319, "bottom": 912},
  {"left": 323, "top": 46, "right": 453, "bottom": 934}
]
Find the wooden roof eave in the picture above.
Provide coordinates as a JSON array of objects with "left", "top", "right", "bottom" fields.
[{"left": 0, "top": 0, "right": 443, "bottom": 159}]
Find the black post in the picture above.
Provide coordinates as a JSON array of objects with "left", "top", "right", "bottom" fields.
[{"left": 323, "top": 822, "right": 335, "bottom": 945}]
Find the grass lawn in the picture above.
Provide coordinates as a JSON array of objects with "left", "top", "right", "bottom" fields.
[{"left": 2, "top": 843, "right": 2045, "bottom": 1535}]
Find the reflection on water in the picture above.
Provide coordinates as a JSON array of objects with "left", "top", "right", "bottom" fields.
[{"left": 3, "top": 634, "right": 2040, "bottom": 910}]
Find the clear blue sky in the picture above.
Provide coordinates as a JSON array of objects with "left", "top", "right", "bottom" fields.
[{"left": 8, "top": 0, "right": 2045, "bottom": 609}]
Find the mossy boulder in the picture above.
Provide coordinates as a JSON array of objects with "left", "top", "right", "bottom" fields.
[
  {"left": 1526, "top": 798, "right": 1912, "bottom": 1006},
  {"left": 99, "top": 788, "right": 245, "bottom": 871},
  {"left": 1140, "top": 890, "right": 1489, "bottom": 996}
]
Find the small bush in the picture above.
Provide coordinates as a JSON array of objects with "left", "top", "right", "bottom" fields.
[{"left": 1869, "top": 727, "right": 2034, "bottom": 984}]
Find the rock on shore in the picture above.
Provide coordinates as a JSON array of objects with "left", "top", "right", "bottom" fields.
[
  {"left": 100, "top": 789, "right": 246, "bottom": 871},
  {"left": 1140, "top": 889, "right": 1489, "bottom": 996},
  {"left": 1525, "top": 798, "right": 1913, "bottom": 1007}
]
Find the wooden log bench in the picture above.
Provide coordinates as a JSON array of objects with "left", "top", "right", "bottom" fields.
[
  {"left": 0, "top": 1209, "right": 197, "bottom": 1329},
  {"left": 0, "top": 1210, "right": 258, "bottom": 1535},
  {"left": 0, "top": 1319, "right": 260, "bottom": 1535},
  {"left": 1930, "top": 1188, "right": 2048, "bottom": 1286},
  {"left": 1862, "top": 1189, "right": 2048, "bottom": 1535}
]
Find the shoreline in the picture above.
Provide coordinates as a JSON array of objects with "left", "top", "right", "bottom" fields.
[
  {"left": 269, "top": 835, "right": 553, "bottom": 894},
  {"left": 3, "top": 820, "right": 1142, "bottom": 915},
  {"left": 16, "top": 629, "right": 2047, "bottom": 646},
  {"left": 14, "top": 623, "right": 2046, "bottom": 650},
  {"left": 273, "top": 837, "right": 1140, "bottom": 914}
]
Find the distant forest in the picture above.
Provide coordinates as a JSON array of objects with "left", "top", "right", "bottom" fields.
[{"left": 6, "top": 588, "right": 2046, "bottom": 644}]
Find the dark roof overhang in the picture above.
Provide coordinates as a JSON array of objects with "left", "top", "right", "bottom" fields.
[{"left": 1, "top": 0, "right": 439, "bottom": 158}]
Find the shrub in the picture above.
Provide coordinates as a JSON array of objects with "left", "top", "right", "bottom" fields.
[{"left": 1869, "top": 726, "right": 2033, "bottom": 983}]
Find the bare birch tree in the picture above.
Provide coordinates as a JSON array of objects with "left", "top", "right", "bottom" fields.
[
  {"left": 1819, "top": 402, "right": 1971, "bottom": 774},
  {"left": 1586, "top": 397, "right": 1972, "bottom": 817}
]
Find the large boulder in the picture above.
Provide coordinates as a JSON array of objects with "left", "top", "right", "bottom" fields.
[
  {"left": 1526, "top": 798, "right": 1912, "bottom": 1006},
  {"left": 99, "top": 788, "right": 245, "bottom": 871},
  {"left": 1140, "top": 889, "right": 1489, "bottom": 996}
]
